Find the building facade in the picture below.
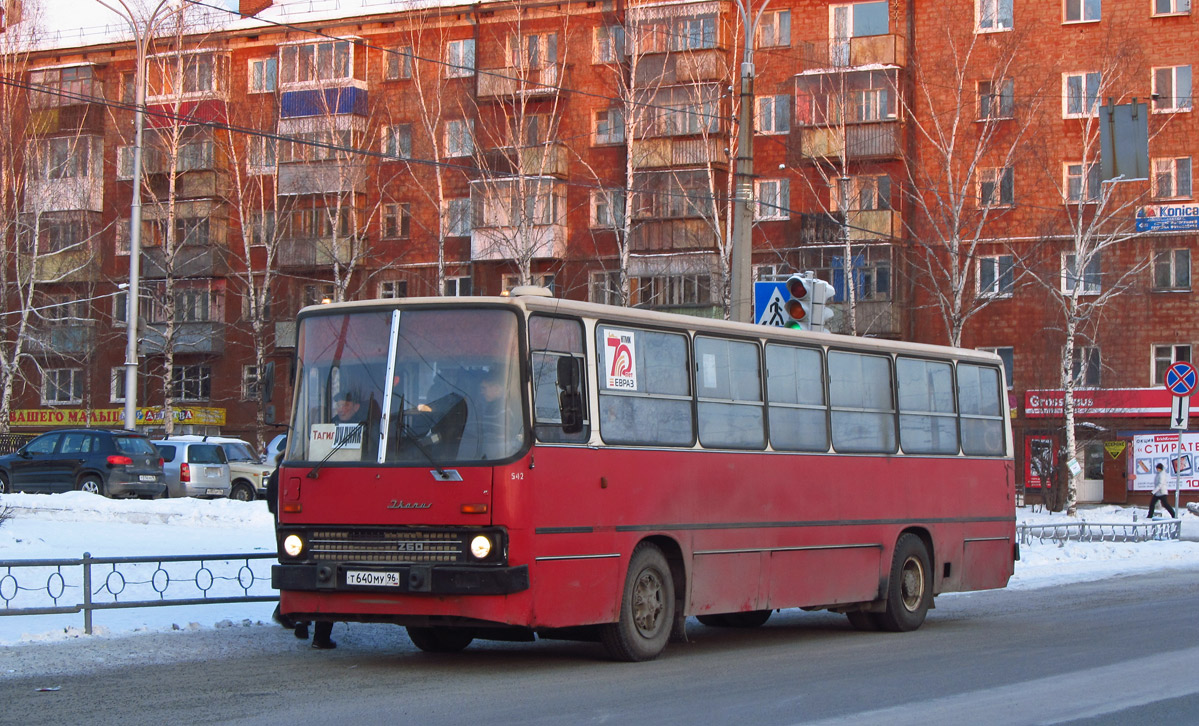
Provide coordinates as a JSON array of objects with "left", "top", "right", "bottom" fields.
[{"left": 0, "top": 0, "right": 1195, "bottom": 506}]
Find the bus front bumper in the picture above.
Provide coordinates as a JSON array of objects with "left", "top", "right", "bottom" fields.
[{"left": 272, "top": 562, "right": 529, "bottom": 596}]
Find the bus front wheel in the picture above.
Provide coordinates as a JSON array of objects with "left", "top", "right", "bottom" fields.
[
  {"left": 601, "top": 543, "right": 674, "bottom": 662},
  {"left": 406, "top": 626, "right": 474, "bottom": 653},
  {"left": 877, "top": 534, "right": 932, "bottom": 632}
]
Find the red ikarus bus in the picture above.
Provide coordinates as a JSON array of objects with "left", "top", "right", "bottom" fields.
[{"left": 272, "top": 288, "right": 1016, "bottom": 661}]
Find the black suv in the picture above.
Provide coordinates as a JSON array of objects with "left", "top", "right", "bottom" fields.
[{"left": 0, "top": 429, "right": 166, "bottom": 498}]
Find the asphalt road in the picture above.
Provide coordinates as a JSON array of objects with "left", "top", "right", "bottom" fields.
[{"left": 3, "top": 568, "right": 1198, "bottom": 726}]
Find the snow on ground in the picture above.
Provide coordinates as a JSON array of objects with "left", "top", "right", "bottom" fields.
[{"left": 1, "top": 492, "right": 1198, "bottom": 647}]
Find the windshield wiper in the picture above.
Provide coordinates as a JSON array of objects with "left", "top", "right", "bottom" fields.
[{"left": 306, "top": 422, "right": 364, "bottom": 480}]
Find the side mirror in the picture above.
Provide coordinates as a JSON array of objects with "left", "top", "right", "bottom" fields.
[
  {"left": 556, "top": 356, "right": 584, "bottom": 435},
  {"left": 17, "top": 448, "right": 31, "bottom": 459}
]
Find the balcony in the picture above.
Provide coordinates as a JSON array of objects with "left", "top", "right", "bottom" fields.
[
  {"left": 471, "top": 223, "right": 567, "bottom": 261},
  {"left": 146, "top": 170, "right": 220, "bottom": 200},
  {"left": 30, "top": 102, "right": 105, "bottom": 136},
  {"left": 797, "top": 122, "right": 902, "bottom": 161},
  {"left": 145, "top": 99, "right": 228, "bottom": 129},
  {"left": 631, "top": 137, "right": 726, "bottom": 169},
  {"left": 277, "top": 237, "right": 355, "bottom": 269},
  {"left": 477, "top": 64, "right": 561, "bottom": 101},
  {"left": 23, "top": 250, "right": 97, "bottom": 283},
  {"left": 141, "top": 321, "right": 226, "bottom": 355},
  {"left": 278, "top": 161, "right": 366, "bottom": 196},
  {"left": 800, "top": 33, "right": 907, "bottom": 72},
  {"left": 634, "top": 49, "right": 726, "bottom": 86},
  {"left": 27, "top": 324, "right": 96, "bottom": 356},
  {"left": 630, "top": 219, "right": 718, "bottom": 252},
  {"left": 279, "top": 84, "right": 368, "bottom": 119},
  {"left": 847, "top": 209, "right": 900, "bottom": 241},
  {"left": 274, "top": 321, "right": 297, "bottom": 349},
  {"left": 142, "top": 245, "right": 225, "bottom": 279},
  {"left": 480, "top": 143, "right": 569, "bottom": 178}
]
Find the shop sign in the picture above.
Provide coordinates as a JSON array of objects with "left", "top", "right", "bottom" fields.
[
  {"left": 7, "top": 406, "right": 226, "bottom": 428},
  {"left": 1130, "top": 433, "right": 1199, "bottom": 491},
  {"left": 1024, "top": 388, "right": 1172, "bottom": 418}
]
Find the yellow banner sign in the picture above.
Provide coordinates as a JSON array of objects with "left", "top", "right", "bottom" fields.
[
  {"left": 1104, "top": 440, "right": 1127, "bottom": 460},
  {"left": 8, "top": 407, "right": 226, "bottom": 428}
]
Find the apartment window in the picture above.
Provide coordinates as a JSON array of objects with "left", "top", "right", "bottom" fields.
[
  {"left": 1064, "top": 0, "right": 1100, "bottom": 22},
  {"left": 171, "top": 365, "right": 212, "bottom": 401},
  {"left": 113, "top": 290, "right": 128, "bottom": 325},
  {"left": 1064, "top": 71, "right": 1101, "bottom": 117},
  {"left": 755, "top": 179, "right": 790, "bottom": 221},
  {"left": 755, "top": 264, "right": 787, "bottom": 282},
  {"left": 444, "top": 119, "right": 473, "bottom": 157},
  {"left": 978, "top": 254, "right": 1014, "bottom": 297},
  {"left": 1154, "top": 249, "right": 1191, "bottom": 289},
  {"left": 381, "top": 124, "right": 412, "bottom": 158},
  {"left": 1154, "top": 344, "right": 1192, "bottom": 384},
  {"left": 978, "top": 79, "right": 1014, "bottom": 120},
  {"left": 248, "top": 57, "right": 277, "bottom": 93},
  {"left": 110, "top": 367, "right": 127, "bottom": 403},
  {"left": 116, "top": 146, "right": 135, "bottom": 180},
  {"left": 248, "top": 137, "right": 277, "bottom": 173},
  {"left": 29, "top": 65, "right": 97, "bottom": 109},
  {"left": 385, "top": 46, "right": 413, "bottom": 80},
  {"left": 45, "top": 295, "right": 87, "bottom": 324},
  {"left": 177, "top": 138, "right": 214, "bottom": 172},
  {"left": 635, "top": 274, "right": 713, "bottom": 307},
  {"left": 173, "top": 287, "right": 214, "bottom": 323},
  {"left": 830, "top": 1, "right": 888, "bottom": 65},
  {"left": 182, "top": 54, "right": 216, "bottom": 95},
  {"left": 672, "top": 16, "right": 717, "bottom": 51},
  {"left": 1153, "top": 66, "right": 1193, "bottom": 112},
  {"left": 594, "top": 107, "right": 625, "bottom": 145},
  {"left": 502, "top": 274, "right": 555, "bottom": 294},
  {"left": 757, "top": 95, "right": 791, "bottom": 134},
  {"left": 591, "top": 189, "right": 626, "bottom": 228},
  {"left": 381, "top": 203, "right": 410, "bottom": 239},
  {"left": 837, "top": 175, "right": 891, "bottom": 210},
  {"left": 1063, "top": 253, "right": 1101, "bottom": 294},
  {"left": 1153, "top": 157, "right": 1193, "bottom": 198},
  {"left": 509, "top": 33, "right": 558, "bottom": 69},
  {"left": 443, "top": 197, "right": 471, "bottom": 237},
  {"left": 979, "top": 346, "right": 1015, "bottom": 388},
  {"left": 1071, "top": 346, "right": 1100, "bottom": 386},
  {"left": 977, "top": 0, "right": 1014, "bottom": 31},
  {"left": 444, "top": 276, "right": 472, "bottom": 296},
  {"left": 33, "top": 136, "right": 93, "bottom": 180},
  {"left": 279, "top": 40, "right": 352, "bottom": 85},
  {"left": 242, "top": 365, "right": 261, "bottom": 401},
  {"left": 589, "top": 270, "right": 621, "bottom": 305},
  {"left": 445, "top": 39, "right": 475, "bottom": 78},
  {"left": 43, "top": 368, "right": 82, "bottom": 405},
  {"left": 1066, "top": 162, "right": 1101, "bottom": 203},
  {"left": 1154, "top": 0, "right": 1191, "bottom": 14},
  {"left": 757, "top": 9, "right": 791, "bottom": 48},
  {"left": 175, "top": 216, "right": 210, "bottom": 246},
  {"left": 248, "top": 212, "right": 276, "bottom": 247},
  {"left": 853, "top": 87, "right": 893, "bottom": 122},
  {"left": 379, "top": 280, "right": 408, "bottom": 298},
  {"left": 979, "top": 167, "right": 1014, "bottom": 207},
  {"left": 594, "top": 25, "right": 625, "bottom": 63},
  {"left": 303, "top": 283, "right": 335, "bottom": 307}
]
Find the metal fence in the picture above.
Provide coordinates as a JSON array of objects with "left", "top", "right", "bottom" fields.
[
  {"left": 0, "top": 551, "right": 277, "bottom": 634},
  {"left": 0, "top": 433, "right": 34, "bottom": 456},
  {"left": 1016, "top": 519, "right": 1181, "bottom": 546}
]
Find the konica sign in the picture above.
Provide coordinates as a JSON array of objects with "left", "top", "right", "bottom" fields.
[{"left": 1136, "top": 203, "right": 1199, "bottom": 232}]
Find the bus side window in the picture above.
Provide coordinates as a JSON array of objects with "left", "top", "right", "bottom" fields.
[
  {"left": 828, "top": 351, "right": 896, "bottom": 454},
  {"left": 530, "top": 315, "right": 590, "bottom": 444},
  {"left": 896, "top": 357, "right": 958, "bottom": 455},
  {"left": 959, "top": 363, "right": 1006, "bottom": 456}
]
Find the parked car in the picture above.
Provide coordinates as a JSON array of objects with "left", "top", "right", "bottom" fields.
[
  {"left": 152, "top": 440, "right": 231, "bottom": 499},
  {"left": 161, "top": 435, "right": 272, "bottom": 501},
  {"left": 0, "top": 429, "right": 166, "bottom": 498},
  {"left": 264, "top": 433, "right": 287, "bottom": 465}
]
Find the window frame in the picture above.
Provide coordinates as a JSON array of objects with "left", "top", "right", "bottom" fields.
[
  {"left": 1071, "top": 345, "right": 1101, "bottom": 387},
  {"left": 977, "top": 254, "right": 1015, "bottom": 297},
  {"left": 1152, "top": 65, "right": 1193, "bottom": 113},
  {"left": 1063, "top": 0, "right": 1101, "bottom": 23},
  {"left": 1063, "top": 71, "right": 1102, "bottom": 118},
  {"left": 1153, "top": 156, "right": 1193, "bottom": 199},
  {"left": 757, "top": 9, "right": 791, "bottom": 48},
  {"left": 248, "top": 57, "right": 277, "bottom": 93},
  {"left": 977, "top": 78, "right": 1014, "bottom": 120},
  {"left": 385, "top": 46, "right": 414, "bottom": 80},
  {"left": 1152, "top": 0, "right": 1191, "bottom": 15},
  {"left": 976, "top": 0, "right": 1014, "bottom": 32},
  {"left": 381, "top": 202, "right": 411, "bottom": 239},
  {"left": 756, "top": 94, "right": 791, "bottom": 135},
  {"left": 594, "top": 107, "right": 625, "bottom": 145},
  {"left": 978, "top": 166, "right": 1015, "bottom": 208},
  {"left": 1065, "top": 161, "right": 1102, "bottom": 204},
  {"left": 1062, "top": 252, "right": 1102, "bottom": 294},
  {"left": 444, "top": 38, "right": 476, "bottom": 78},
  {"left": 42, "top": 367, "right": 83, "bottom": 405},
  {"left": 1153, "top": 343, "right": 1192, "bottom": 385},
  {"left": 754, "top": 178, "right": 790, "bottom": 221},
  {"left": 1153, "top": 248, "right": 1191, "bottom": 290}
]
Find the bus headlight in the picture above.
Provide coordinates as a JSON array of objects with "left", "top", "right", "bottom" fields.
[
  {"left": 283, "top": 534, "right": 305, "bottom": 558},
  {"left": 469, "top": 535, "right": 493, "bottom": 560}
]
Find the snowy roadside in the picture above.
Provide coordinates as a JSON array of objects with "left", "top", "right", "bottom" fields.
[{"left": 1, "top": 493, "right": 1198, "bottom": 648}]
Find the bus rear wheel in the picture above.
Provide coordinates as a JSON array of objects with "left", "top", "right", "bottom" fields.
[
  {"left": 406, "top": 626, "right": 474, "bottom": 653},
  {"left": 876, "top": 534, "right": 932, "bottom": 632},
  {"left": 601, "top": 543, "right": 674, "bottom": 662}
]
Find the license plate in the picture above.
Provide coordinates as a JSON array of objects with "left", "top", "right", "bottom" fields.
[
  {"left": 346, "top": 570, "right": 402, "bottom": 587},
  {"left": 205, "top": 488, "right": 224, "bottom": 495},
  {"left": 139, "top": 475, "right": 157, "bottom": 483}
]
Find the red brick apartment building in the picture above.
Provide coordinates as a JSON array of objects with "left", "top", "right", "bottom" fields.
[{"left": 1, "top": 0, "right": 1195, "bottom": 504}]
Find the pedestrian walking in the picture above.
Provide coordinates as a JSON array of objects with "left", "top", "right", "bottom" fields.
[{"left": 1148, "top": 463, "right": 1177, "bottom": 519}]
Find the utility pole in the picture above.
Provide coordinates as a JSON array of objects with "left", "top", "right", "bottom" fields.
[
  {"left": 98, "top": 0, "right": 181, "bottom": 430},
  {"left": 729, "top": 0, "right": 769, "bottom": 323}
]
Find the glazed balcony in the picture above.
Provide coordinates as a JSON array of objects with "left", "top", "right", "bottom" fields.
[
  {"left": 633, "top": 49, "right": 726, "bottom": 86},
  {"left": 796, "top": 121, "right": 902, "bottom": 161},
  {"left": 630, "top": 137, "right": 726, "bottom": 169},
  {"left": 477, "top": 64, "right": 561, "bottom": 101},
  {"left": 27, "top": 324, "right": 96, "bottom": 356},
  {"left": 480, "top": 143, "right": 569, "bottom": 178},
  {"left": 277, "top": 236, "right": 356, "bottom": 269},
  {"left": 629, "top": 218, "right": 718, "bottom": 252},
  {"left": 141, "top": 321, "right": 226, "bottom": 355},
  {"left": 801, "top": 33, "right": 907, "bottom": 72}
]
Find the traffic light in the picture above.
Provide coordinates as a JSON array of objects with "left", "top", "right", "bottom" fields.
[
  {"left": 784, "top": 273, "right": 836, "bottom": 333},
  {"left": 784, "top": 274, "right": 811, "bottom": 329}
]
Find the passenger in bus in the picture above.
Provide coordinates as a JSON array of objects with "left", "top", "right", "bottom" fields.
[
  {"left": 331, "top": 390, "right": 365, "bottom": 424},
  {"left": 459, "top": 366, "right": 524, "bottom": 460}
]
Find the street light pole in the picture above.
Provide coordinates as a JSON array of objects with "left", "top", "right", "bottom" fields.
[
  {"left": 729, "top": 0, "right": 770, "bottom": 324},
  {"left": 99, "top": 0, "right": 180, "bottom": 430}
]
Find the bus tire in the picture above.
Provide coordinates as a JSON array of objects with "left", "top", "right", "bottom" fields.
[
  {"left": 877, "top": 534, "right": 932, "bottom": 633},
  {"left": 601, "top": 543, "right": 674, "bottom": 662},
  {"left": 406, "top": 626, "right": 474, "bottom": 653}
]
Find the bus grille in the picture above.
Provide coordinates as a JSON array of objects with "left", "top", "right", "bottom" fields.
[{"left": 307, "top": 528, "right": 466, "bottom": 564}]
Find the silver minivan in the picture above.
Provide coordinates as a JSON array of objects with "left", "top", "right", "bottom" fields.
[{"left": 152, "top": 440, "right": 231, "bottom": 499}]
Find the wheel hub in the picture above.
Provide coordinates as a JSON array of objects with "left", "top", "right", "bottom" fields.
[
  {"left": 899, "top": 556, "right": 925, "bottom": 612},
  {"left": 631, "top": 570, "right": 664, "bottom": 635}
]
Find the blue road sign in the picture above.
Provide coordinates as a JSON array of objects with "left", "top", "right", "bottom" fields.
[
  {"left": 1165, "top": 361, "right": 1198, "bottom": 397},
  {"left": 754, "top": 282, "right": 788, "bottom": 327}
]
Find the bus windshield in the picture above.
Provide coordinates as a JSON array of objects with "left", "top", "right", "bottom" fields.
[{"left": 288, "top": 307, "right": 525, "bottom": 466}]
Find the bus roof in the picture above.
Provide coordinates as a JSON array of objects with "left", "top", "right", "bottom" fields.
[{"left": 297, "top": 294, "right": 1003, "bottom": 365}]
